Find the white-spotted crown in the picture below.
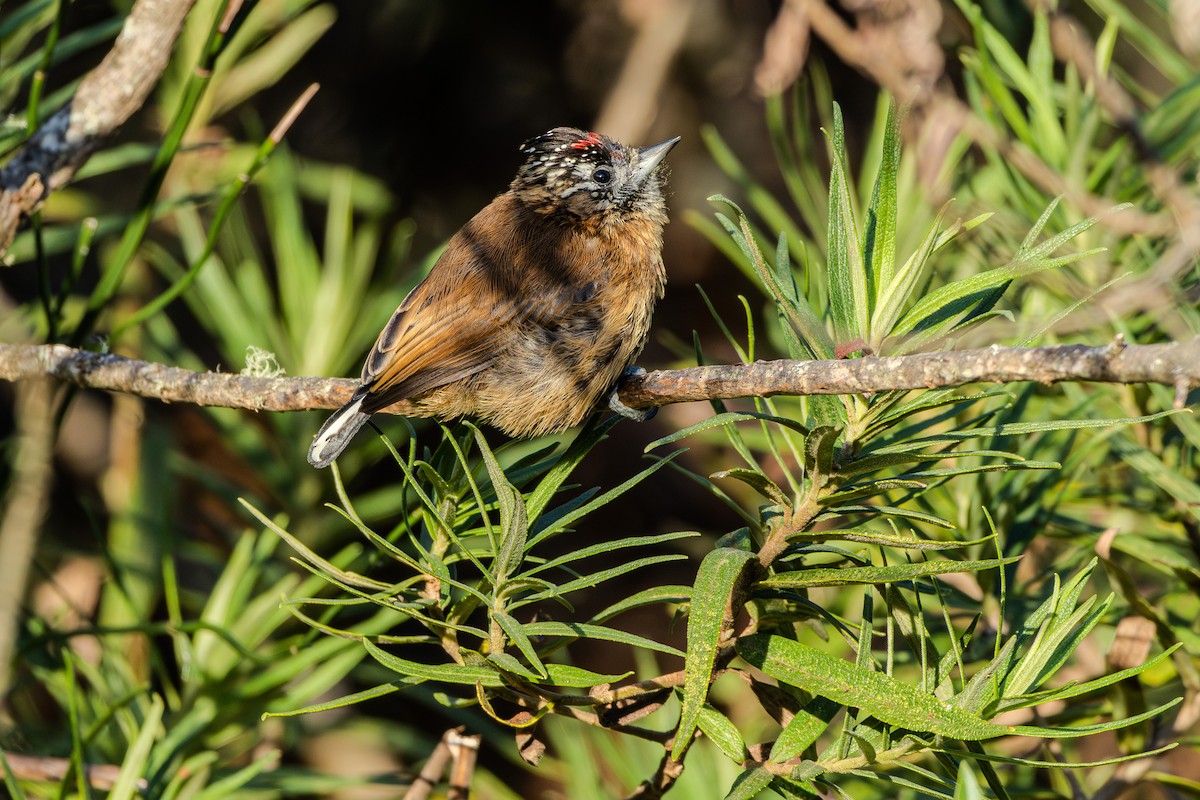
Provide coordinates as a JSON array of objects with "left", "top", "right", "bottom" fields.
[{"left": 511, "top": 127, "right": 676, "bottom": 223}]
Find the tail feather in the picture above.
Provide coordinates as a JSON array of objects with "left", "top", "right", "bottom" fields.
[{"left": 308, "top": 396, "right": 372, "bottom": 468}]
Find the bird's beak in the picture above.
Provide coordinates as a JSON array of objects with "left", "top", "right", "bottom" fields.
[{"left": 633, "top": 136, "right": 681, "bottom": 186}]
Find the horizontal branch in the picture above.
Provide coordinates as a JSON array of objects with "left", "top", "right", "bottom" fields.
[
  {"left": 0, "top": 339, "right": 1196, "bottom": 416},
  {"left": 621, "top": 338, "right": 1200, "bottom": 407},
  {"left": 0, "top": 750, "right": 142, "bottom": 792}
]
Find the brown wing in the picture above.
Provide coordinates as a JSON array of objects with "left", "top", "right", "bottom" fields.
[
  {"left": 356, "top": 197, "right": 576, "bottom": 413},
  {"left": 356, "top": 283, "right": 495, "bottom": 410}
]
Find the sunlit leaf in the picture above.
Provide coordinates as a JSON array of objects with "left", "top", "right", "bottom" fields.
[{"left": 673, "top": 548, "right": 756, "bottom": 760}]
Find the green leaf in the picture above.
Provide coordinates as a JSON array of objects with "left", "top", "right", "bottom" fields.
[
  {"left": 72, "top": 1, "right": 244, "bottom": 346},
  {"left": 891, "top": 203, "right": 1107, "bottom": 341},
  {"left": 1111, "top": 433, "right": 1200, "bottom": 520},
  {"left": 958, "top": 560, "right": 1100, "bottom": 714},
  {"left": 759, "top": 558, "right": 1015, "bottom": 588},
  {"left": 954, "top": 760, "right": 986, "bottom": 800},
  {"left": 689, "top": 207, "right": 756, "bottom": 286},
  {"left": 900, "top": 460, "right": 1060, "bottom": 480},
  {"left": 240, "top": 499, "right": 392, "bottom": 590},
  {"left": 870, "top": 204, "right": 951, "bottom": 342},
  {"left": 1148, "top": 768, "right": 1200, "bottom": 792},
  {"left": 697, "top": 704, "right": 747, "bottom": 762},
  {"left": 937, "top": 742, "right": 1179, "bottom": 770},
  {"left": 527, "top": 531, "right": 699, "bottom": 577},
  {"left": 838, "top": 449, "right": 1028, "bottom": 478},
  {"left": 819, "top": 504, "right": 954, "bottom": 529},
  {"left": 472, "top": 425, "right": 528, "bottom": 586},
  {"left": 865, "top": 100, "right": 900, "bottom": 299},
  {"left": 712, "top": 467, "right": 791, "bottom": 507},
  {"left": 866, "top": 410, "right": 1184, "bottom": 456},
  {"left": 109, "top": 694, "right": 163, "bottom": 800},
  {"left": 769, "top": 696, "right": 841, "bottom": 763},
  {"left": 0, "top": 0, "right": 54, "bottom": 42},
  {"left": 541, "top": 663, "right": 633, "bottom": 687},
  {"left": 0, "top": 748, "right": 28, "bottom": 800},
  {"left": 363, "top": 639, "right": 503, "bottom": 687},
  {"left": 591, "top": 585, "right": 692, "bottom": 622},
  {"left": 859, "top": 388, "right": 1007, "bottom": 442},
  {"left": 1066, "top": 0, "right": 1192, "bottom": 83},
  {"left": 188, "top": 751, "right": 281, "bottom": 800},
  {"left": 744, "top": 220, "right": 834, "bottom": 360},
  {"left": 1, "top": 15, "right": 124, "bottom": 98},
  {"left": 825, "top": 103, "right": 867, "bottom": 339},
  {"left": 706, "top": 194, "right": 834, "bottom": 359},
  {"left": 266, "top": 680, "right": 417, "bottom": 717},
  {"left": 998, "top": 645, "right": 1180, "bottom": 713},
  {"left": 520, "top": 621, "right": 685, "bottom": 658},
  {"left": 738, "top": 634, "right": 1009, "bottom": 740},
  {"left": 1009, "top": 699, "right": 1182, "bottom": 739},
  {"left": 525, "top": 415, "right": 619, "bottom": 522},
  {"left": 529, "top": 450, "right": 685, "bottom": 545},
  {"left": 493, "top": 611, "right": 548, "bottom": 679},
  {"left": 956, "top": 636, "right": 1016, "bottom": 716},
  {"left": 487, "top": 651, "right": 544, "bottom": 680},
  {"left": 1001, "top": 594, "right": 1110, "bottom": 700},
  {"left": 787, "top": 528, "right": 991, "bottom": 551},
  {"left": 698, "top": 283, "right": 752, "bottom": 363},
  {"left": 803, "top": 425, "right": 841, "bottom": 482},
  {"left": 716, "top": 527, "right": 755, "bottom": 551},
  {"left": 211, "top": 5, "right": 336, "bottom": 117},
  {"left": 673, "top": 547, "right": 756, "bottom": 760},
  {"left": 414, "top": 460, "right": 456, "bottom": 504},
  {"left": 518, "top": 554, "right": 688, "bottom": 607},
  {"left": 237, "top": 619, "right": 395, "bottom": 705},
  {"left": 725, "top": 765, "right": 775, "bottom": 800},
  {"left": 958, "top": 5, "right": 1032, "bottom": 142},
  {"left": 821, "top": 478, "right": 927, "bottom": 504},
  {"left": 701, "top": 128, "right": 809, "bottom": 254},
  {"left": 647, "top": 411, "right": 810, "bottom": 452}
]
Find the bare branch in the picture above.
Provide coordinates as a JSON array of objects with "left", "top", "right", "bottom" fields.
[
  {"left": 0, "top": 750, "right": 145, "bottom": 792},
  {"left": 0, "top": 339, "right": 1196, "bottom": 418},
  {"left": 0, "top": 343, "right": 372, "bottom": 412},
  {"left": 0, "top": 0, "right": 198, "bottom": 255},
  {"left": 402, "top": 727, "right": 475, "bottom": 800},
  {"left": 0, "top": 380, "right": 58, "bottom": 703},
  {"left": 620, "top": 338, "right": 1200, "bottom": 408},
  {"left": 593, "top": 0, "right": 696, "bottom": 144}
]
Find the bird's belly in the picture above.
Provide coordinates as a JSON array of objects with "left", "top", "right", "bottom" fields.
[
  {"left": 467, "top": 290, "right": 653, "bottom": 436},
  {"left": 409, "top": 261, "right": 662, "bottom": 438}
]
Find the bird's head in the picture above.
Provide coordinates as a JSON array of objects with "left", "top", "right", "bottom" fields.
[{"left": 511, "top": 127, "right": 679, "bottom": 227}]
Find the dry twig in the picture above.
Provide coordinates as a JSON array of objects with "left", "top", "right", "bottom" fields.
[
  {"left": 0, "top": 380, "right": 58, "bottom": 701},
  {"left": 402, "top": 727, "right": 479, "bottom": 800},
  {"left": 0, "top": 750, "right": 144, "bottom": 792},
  {"left": 0, "top": 0, "right": 197, "bottom": 255},
  {"left": 0, "top": 338, "right": 1196, "bottom": 418},
  {"left": 593, "top": 0, "right": 696, "bottom": 143}
]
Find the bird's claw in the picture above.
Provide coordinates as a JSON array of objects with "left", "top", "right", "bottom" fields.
[{"left": 608, "top": 366, "right": 657, "bottom": 423}]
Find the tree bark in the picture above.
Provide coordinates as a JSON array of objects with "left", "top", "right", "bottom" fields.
[
  {"left": 0, "top": 338, "right": 1195, "bottom": 416},
  {"left": 0, "top": 0, "right": 198, "bottom": 255}
]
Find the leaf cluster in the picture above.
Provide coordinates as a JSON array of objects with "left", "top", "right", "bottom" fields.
[{"left": 4, "top": 1, "right": 1200, "bottom": 798}]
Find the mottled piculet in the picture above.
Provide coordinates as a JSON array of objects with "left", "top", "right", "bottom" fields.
[{"left": 308, "top": 127, "right": 678, "bottom": 468}]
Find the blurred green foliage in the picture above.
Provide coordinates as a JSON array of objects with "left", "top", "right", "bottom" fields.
[{"left": 2, "top": 0, "right": 1198, "bottom": 798}]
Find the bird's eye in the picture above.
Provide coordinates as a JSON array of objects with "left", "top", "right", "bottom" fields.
[{"left": 593, "top": 167, "right": 612, "bottom": 184}]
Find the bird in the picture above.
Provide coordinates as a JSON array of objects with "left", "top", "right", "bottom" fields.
[{"left": 307, "top": 126, "right": 680, "bottom": 468}]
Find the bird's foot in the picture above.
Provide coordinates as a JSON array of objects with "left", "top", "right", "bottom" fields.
[{"left": 607, "top": 366, "right": 657, "bottom": 423}]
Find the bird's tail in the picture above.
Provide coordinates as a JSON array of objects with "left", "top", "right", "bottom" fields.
[{"left": 308, "top": 395, "right": 372, "bottom": 468}]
